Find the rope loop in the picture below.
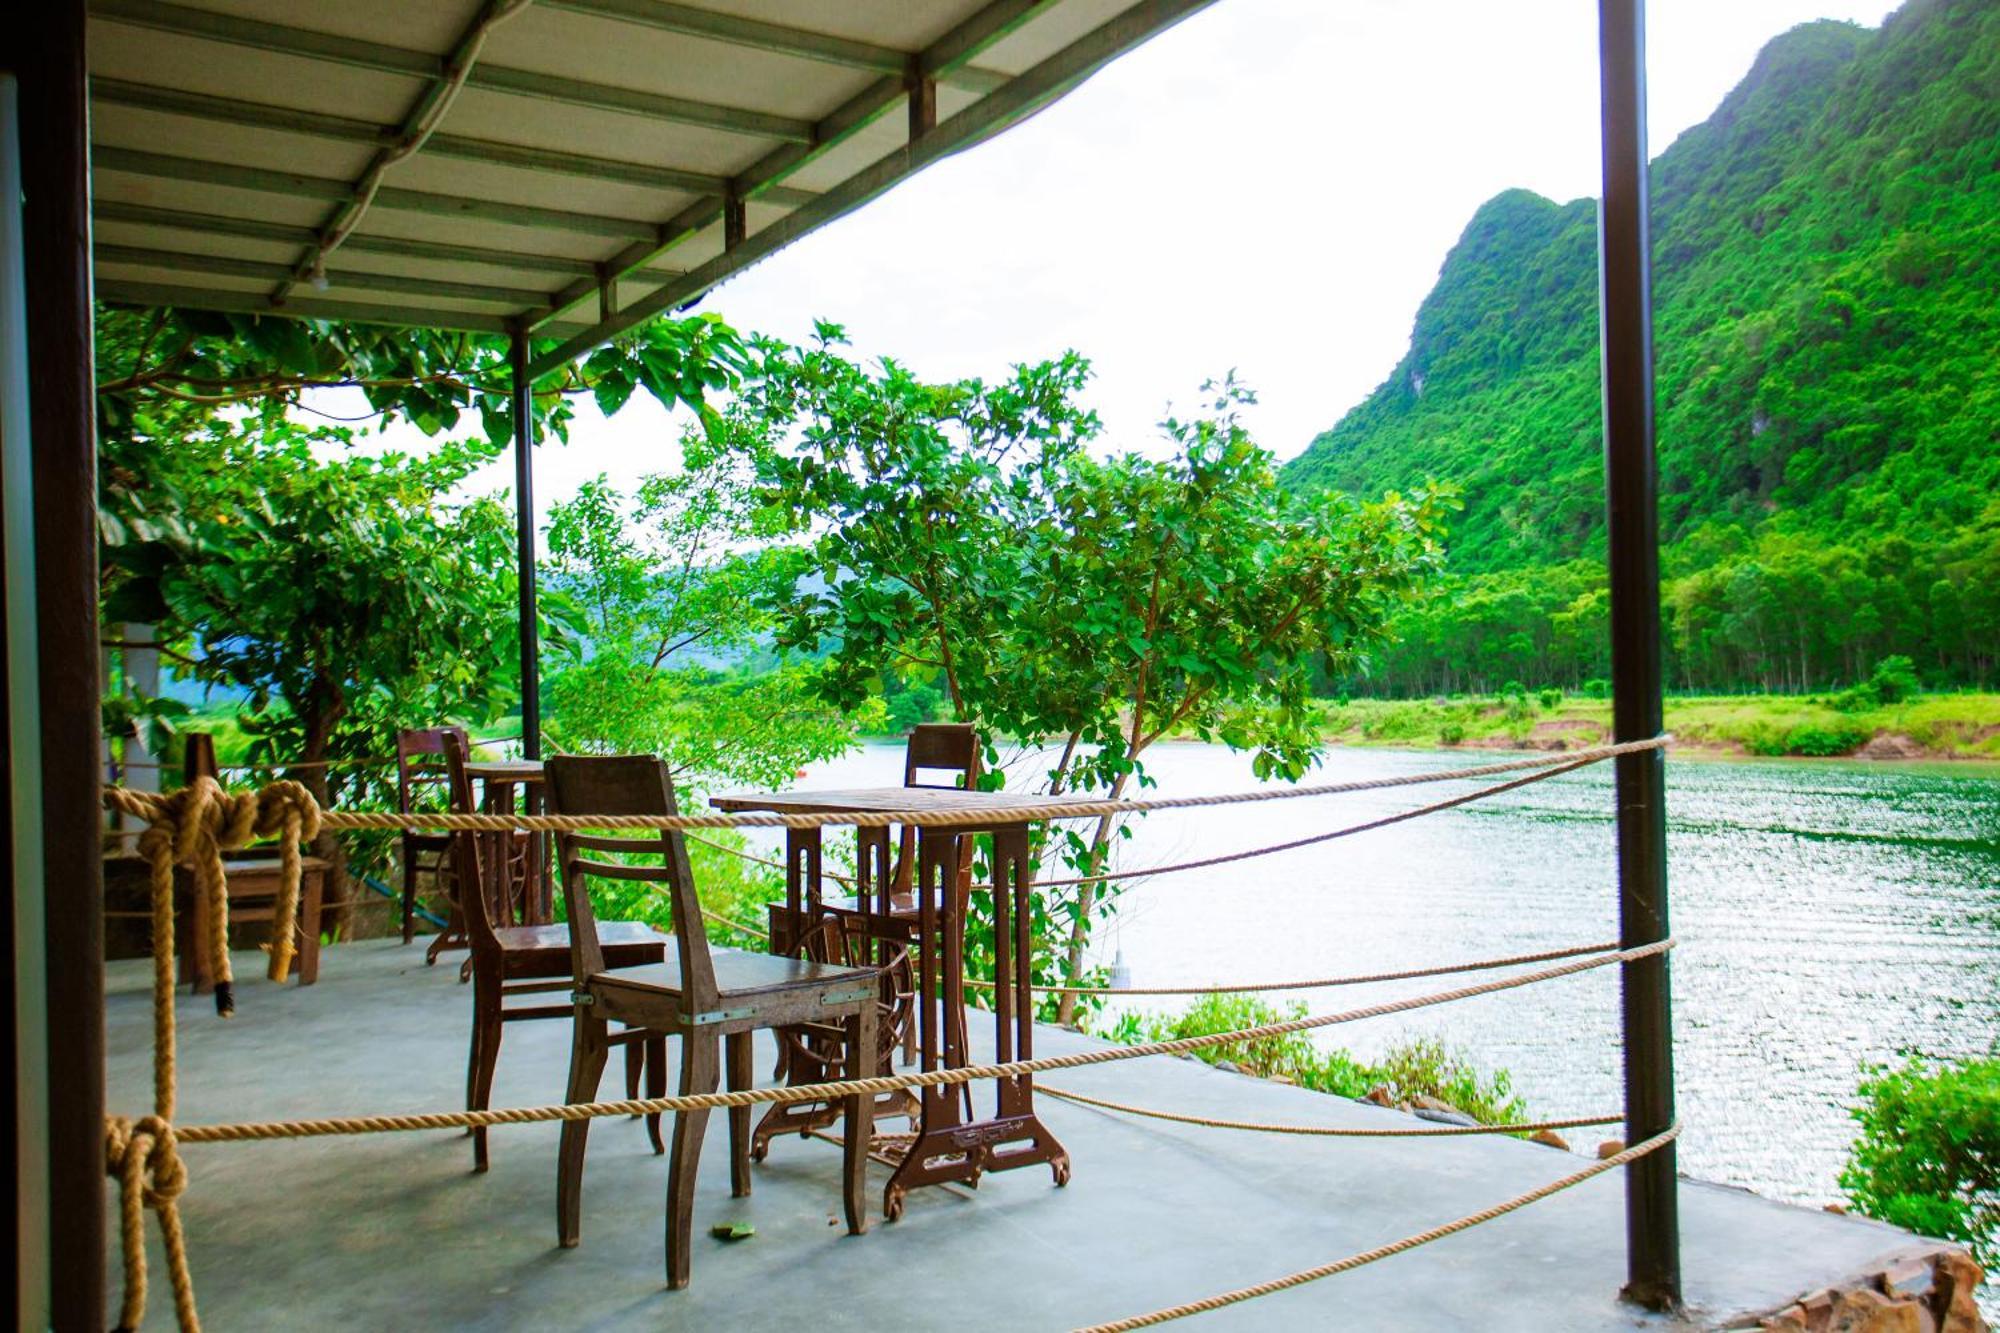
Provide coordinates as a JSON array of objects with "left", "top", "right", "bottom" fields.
[{"left": 105, "top": 1114, "right": 199, "bottom": 1333}]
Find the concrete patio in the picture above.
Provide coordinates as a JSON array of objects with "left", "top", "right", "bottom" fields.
[{"left": 106, "top": 940, "right": 1951, "bottom": 1330}]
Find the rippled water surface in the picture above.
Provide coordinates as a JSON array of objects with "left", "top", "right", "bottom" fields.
[{"left": 787, "top": 741, "right": 2000, "bottom": 1208}]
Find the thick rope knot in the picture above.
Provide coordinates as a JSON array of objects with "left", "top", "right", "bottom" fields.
[
  {"left": 106, "top": 1113, "right": 187, "bottom": 1208},
  {"left": 105, "top": 1114, "right": 198, "bottom": 1333},
  {"left": 106, "top": 779, "right": 324, "bottom": 1016}
]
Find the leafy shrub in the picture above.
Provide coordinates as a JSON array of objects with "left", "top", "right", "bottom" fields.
[
  {"left": 1867, "top": 654, "right": 1921, "bottom": 706},
  {"left": 1841, "top": 1057, "right": 2000, "bottom": 1267},
  {"left": 1537, "top": 688, "right": 1563, "bottom": 710},
  {"left": 1109, "top": 994, "right": 1527, "bottom": 1126},
  {"left": 1581, "top": 679, "right": 1610, "bottom": 699},
  {"left": 1741, "top": 722, "right": 1792, "bottom": 757},
  {"left": 1785, "top": 723, "right": 1869, "bottom": 756},
  {"left": 1438, "top": 721, "right": 1467, "bottom": 745}
]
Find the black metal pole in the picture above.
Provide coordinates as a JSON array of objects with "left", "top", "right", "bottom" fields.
[
  {"left": 13, "top": 3, "right": 106, "bottom": 1323},
  {"left": 1596, "top": 0, "right": 1679, "bottom": 1310},
  {"left": 510, "top": 326, "right": 540, "bottom": 760}
]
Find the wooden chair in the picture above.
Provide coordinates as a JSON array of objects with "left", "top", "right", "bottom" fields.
[
  {"left": 440, "top": 732, "right": 667, "bottom": 1172},
  {"left": 749, "top": 913, "right": 918, "bottom": 1161},
  {"left": 892, "top": 722, "right": 983, "bottom": 896},
  {"left": 792, "top": 723, "right": 980, "bottom": 1068},
  {"left": 394, "top": 727, "right": 464, "bottom": 950},
  {"left": 179, "top": 733, "right": 329, "bottom": 989},
  {"left": 545, "top": 754, "right": 880, "bottom": 1290}
]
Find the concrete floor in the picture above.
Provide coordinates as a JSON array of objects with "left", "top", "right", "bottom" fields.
[{"left": 106, "top": 940, "right": 1943, "bottom": 1331}]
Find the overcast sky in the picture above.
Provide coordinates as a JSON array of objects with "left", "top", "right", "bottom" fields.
[{"left": 386, "top": 0, "right": 1901, "bottom": 510}]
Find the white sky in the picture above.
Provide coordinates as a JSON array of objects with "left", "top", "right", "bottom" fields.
[{"left": 354, "top": 0, "right": 1901, "bottom": 514}]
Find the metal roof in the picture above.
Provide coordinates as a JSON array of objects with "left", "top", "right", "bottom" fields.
[{"left": 87, "top": 0, "right": 1213, "bottom": 375}]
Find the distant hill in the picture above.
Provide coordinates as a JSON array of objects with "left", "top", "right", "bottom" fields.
[{"left": 1284, "top": 0, "right": 1998, "bottom": 694}]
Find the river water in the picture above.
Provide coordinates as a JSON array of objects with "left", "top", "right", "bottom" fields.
[{"left": 783, "top": 740, "right": 2000, "bottom": 1212}]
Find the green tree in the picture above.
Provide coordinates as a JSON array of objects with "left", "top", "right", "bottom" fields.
[
  {"left": 540, "top": 413, "right": 871, "bottom": 793},
  {"left": 754, "top": 342, "right": 1449, "bottom": 1012},
  {"left": 1020, "top": 378, "right": 1452, "bottom": 1018},
  {"left": 95, "top": 302, "right": 750, "bottom": 912}
]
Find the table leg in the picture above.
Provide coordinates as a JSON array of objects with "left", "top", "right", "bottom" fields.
[
  {"left": 985, "top": 824, "right": 1069, "bottom": 1183},
  {"left": 886, "top": 826, "right": 983, "bottom": 1221}
]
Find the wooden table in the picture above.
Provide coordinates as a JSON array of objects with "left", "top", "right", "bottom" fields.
[
  {"left": 430, "top": 759, "right": 550, "bottom": 965},
  {"left": 710, "top": 785, "right": 1101, "bottom": 1219}
]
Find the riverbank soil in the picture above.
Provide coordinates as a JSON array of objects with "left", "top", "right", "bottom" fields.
[{"left": 1317, "top": 692, "right": 2000, "bottom": 761}]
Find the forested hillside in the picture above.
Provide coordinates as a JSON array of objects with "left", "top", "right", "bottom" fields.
[{"left": 1285, "top": 0, "right": 1999, "bottom": 695}]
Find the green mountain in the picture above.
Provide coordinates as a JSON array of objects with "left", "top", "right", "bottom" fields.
[{"left": 1285, "top": 0, "right": 1999, "bottom": 694}]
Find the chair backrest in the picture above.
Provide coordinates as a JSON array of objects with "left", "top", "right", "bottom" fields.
[
  {"left": 182, "top": 731, "right": 219, "bottom": 784},
  {"left": 396, "top": 727, "right": 468, "bottom": 819},
  {"left": 894, "top": 724, "right": 981, "bottom": 896},
  {"left": 544, "top": 755, "right": 715, "bottom": 1009},
  {"left": 439, "top": 731, "right": 507, "bottom": 955},
  {"left": 903, "top": 723, "right": 979, "bottom": 791}
]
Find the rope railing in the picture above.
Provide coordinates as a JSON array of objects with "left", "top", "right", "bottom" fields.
[
  {"left": 109, "top": 734, "right": 523, "bottom": 775},
  {"left": 274, "top": 738, "right": 1668, "bottom": 836},
  {"left": 1037, "top": 1084, "right": 1622, "bottom": 1139},
  {"left": 684, "top": 751, "right": 1597, "bottom": 896},
  {"left": 94, "top": 734, "right": 1676, "bottom": 1331},
  {"left": 167, "top": 937, "right": 1670, "bottom": 1143},
  {"left": 1074, "top": 1123, "right": 1682, "bottom": 1332}
]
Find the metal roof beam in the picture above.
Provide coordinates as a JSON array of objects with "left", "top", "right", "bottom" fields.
[
  {"left": 93, "top": 145, "right": 673, "bottom": 242},
  {"left": 95, "top": 279, "right": 560, "bottom": 335},
  {"left": 95, "top": 243, "right": 556, "bottom": 309},
  {"left": 92, "top": 200, "right": 685, "bottom": 285},
  {"left": 88, "top": 0, "right": 813, "bottom": 142},
  {"left": 526, "top": 0, "right": 1057, "bottom": 333},
  {"left": 91, "top": 79, "right": 817, "bottom": 208},
  {"left": 530, "top": 0, "right": 1220, "bottom": 374},
  {"left": 922, "top": 0, "right": 1058, "bottom": 78},
  {"left": 540, "top": 0, "right": 1010, "bottom": 94}
]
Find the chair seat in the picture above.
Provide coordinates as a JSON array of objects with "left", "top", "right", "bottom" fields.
[
  {"left": 593, "top": 946, "right": 876, "bottom": 1001},
  {"left": 822, "top": 893, "right": 919, "bottom": 918},
  {"left": 493, "top": 921, "right": 665, "bottom": 970},
  {"left": 217, "top": 856, "right": 332, "bottom": 877}
]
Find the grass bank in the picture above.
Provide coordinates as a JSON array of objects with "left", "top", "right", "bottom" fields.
[{"left": 1316, "top": 691, "right": 2000, "bottom": 761}]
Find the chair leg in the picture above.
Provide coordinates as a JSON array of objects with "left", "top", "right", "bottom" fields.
[
  {"left": 187, "top": 878, "right": 215, "bottom": 996},
  {"left": 468, "top": 969, "right": 503, "bottom": 1173},
  {"left": 557, "top": 1013, "right": 611, "bottom": 1248},
  {"left": 645, "top": 1034, "right": 667, "bottom": 1156},
  {"left": 400, "top": 844, "right": 417, "bottom": 945},
  {"left": 297, "top": 872, "right": 324, "bottom": 985},
  {"left": 624, "top": 1037, "right": 642, "bottom": 1102},
  {"left": 726, "top": 1031, "right": 753, "bottom": 1198},
  {"left": 666, "top": 1034, "right": 720, "bottom": 1291},
  {"left": 843, "top": 1006, "right": 874, "bottom": 1236}
]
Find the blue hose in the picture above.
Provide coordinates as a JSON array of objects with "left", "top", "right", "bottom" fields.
[{"left": 358, "top": 873, "right": 448, "bottom": 929}]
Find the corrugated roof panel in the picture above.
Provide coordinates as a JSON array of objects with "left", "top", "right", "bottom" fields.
[
  {"left": 438, "top": 87, "right": 763, "bottom": 181},
  {"left": 86, "top": 0, "right": 1219, "bottom": 357},
  {"left": 88, "top": 20, "right": 426, "bottom": 125},
  {"left": 484, "top": 7, "right": 872, "bottom": 125},
  {"left": 386, "top": 154, "right": 704, "bottom": 231}
]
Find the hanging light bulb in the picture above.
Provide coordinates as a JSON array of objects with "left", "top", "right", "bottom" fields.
[
  {"left": 308, "top": 255, "right": 330, "bottom": 291},
  {"left": 1108, "top": 947, "right": 1132, "bottom": 991}
]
